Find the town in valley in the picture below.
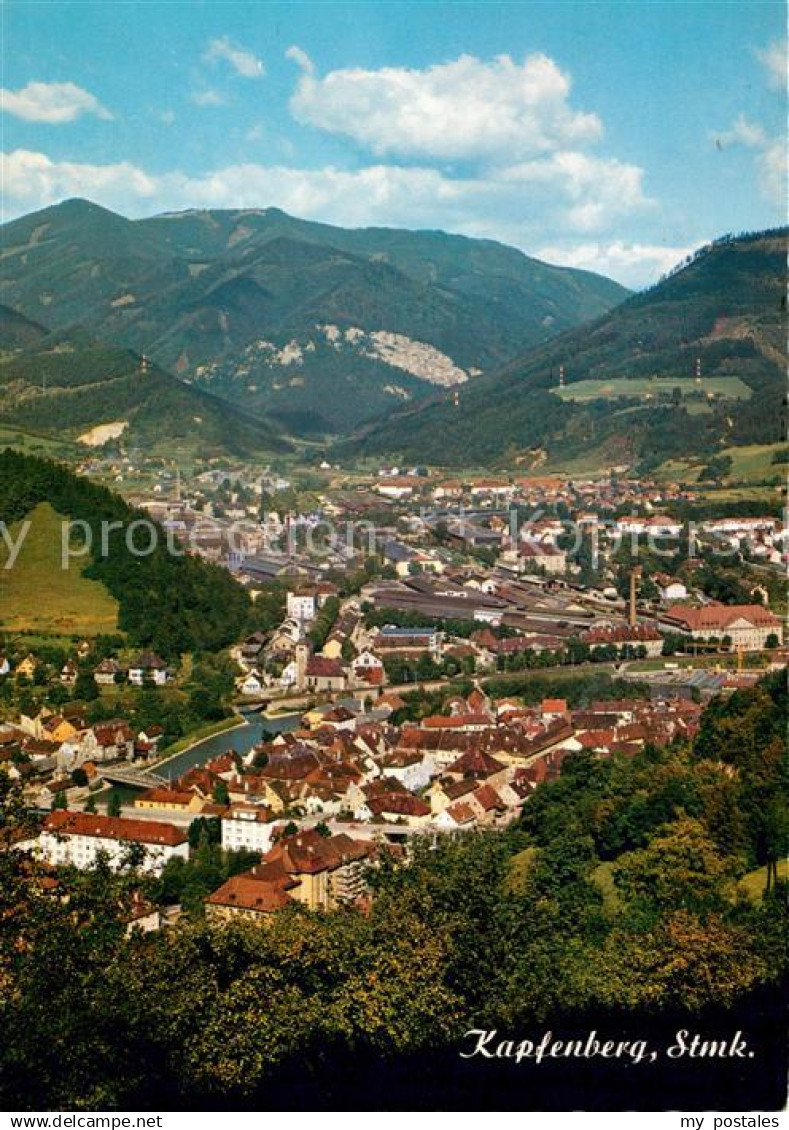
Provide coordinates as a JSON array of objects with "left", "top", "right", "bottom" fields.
[{"left": 2, "top": 452, "right": 785, "bottom": 925}]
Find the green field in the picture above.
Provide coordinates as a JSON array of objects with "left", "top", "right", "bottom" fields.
[
  {"left": 738, "top": 860, "right": 788, "bottom": 900},
  {"left": 543, "top": 437, "right": 633, "bottom": 477},
  {"left": 656, "top": 443, "right": 787, "bottom": 484},
  {"left": 0, "top": 425, "right": 78, "bottom": 458},
  {"left": 0, "top": 502, "right": 120, "bottom": 636},
  {"left": 552, "top": 376, "right": 752, "bottom": 403}
]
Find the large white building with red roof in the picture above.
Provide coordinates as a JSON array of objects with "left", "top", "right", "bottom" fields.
[
  {"left": 31, "top": 811, "right": 189, "bottom": 874},
  {"left": 659, "top": 603, "right": 783, "bottom": 650}
]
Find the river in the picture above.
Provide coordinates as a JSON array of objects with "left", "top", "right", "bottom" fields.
[
  {"left": 154, "top": 709, "right": 301, "bottom": 779},
  {"left": 96, "top": 709, "right": 300, "bottom": 811}
]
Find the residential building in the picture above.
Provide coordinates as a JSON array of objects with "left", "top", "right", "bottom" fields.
[
  {"left": 128, "top": 652, "right": 170, "bottom": 687},
  {"left": 221, "top": 804, "right": 277, "bottom": 854},
  {"left": 517, "top": 541, "right": 567, "bottom": 576},
  {"left": 134, "top": 788, "right": 206, "bottom": 814},
  {"left": 32, "top": 811, "right": 189, "bottom": 874}
]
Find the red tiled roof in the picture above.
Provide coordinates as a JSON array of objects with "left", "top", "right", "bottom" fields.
[
  {"left": 445, "top": 801, "right": 477, "bottom": 825},
  {"left": 93, "top": 722, "right": 134, "bottom": 745},
  {"left": 540, "top": 698, "right": 568, "bottom": 714},
  {"left": 583, "top": 624, "right": 662, "bottom": 644},
  {"left": 473, "top": 784, "right": 506, "bottom": 812},
  {"left": 421, "top": 713, "right": 491, "bottom": 729},
  {"left": 577, "top": 729, "right": 616, "bottom": 749},
  {"left": 262, "top": 829, "right": 376, "bottom": 874},
  {"left": 206, "top": 875, "right": 293, "bottom": 913},
  {"left": 441, "top": 778, "right": 477, "bottom": 801},
  {"left": 377, "top": 692, "right": 407, "bottom": 710},
  {"left": 305, "top": 657, "right": 344, "bottom": 677},
  {"left": 663, "top": 603, "right": 781, "bottom": 631},
  {"left": 367, "top": 793, "right": 430, "bottom": 818},
  {"left": 446, "top": 748, "right": 506, "bottom": 778},
  {"left": 44, "top": 811, "right": 187, "bottom": 846},
  {"left": 492, "top": 636, "right": 536, "bottom": 654}
]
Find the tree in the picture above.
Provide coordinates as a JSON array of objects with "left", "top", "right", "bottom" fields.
[
  {"left": 188, "top": 816, "right": 221, "bottom": 849},
  {"left": 120, "top": 842, "right": 147, "bottom": 870},
  {"left": 762, "top": 797, "right": 789, "bottom": 894},
  {"left": 52, "top": 790, "right": 68, "bottom": 810},
  {"left": 699, "top": 454, "right": 733, "bottom": 483},
  {"left": 71, "top": 767, "right": 88, "bottom": 788},
  {"left": 107, "top": 791, "right": 122, "bottom": 818},
  {"left": 48, "top": 684, "right": 70, "bottom": 707},
  {"left": 84, "top": 794, "right": 97, "bottom": 814},
  {"left": 74, "top": 669, "right": 99, "bottom": 702},
  {"left": 188, "top": 687, "right": 225, "bottom": 722},
  {"left": 613, "top": 814, "right": 737, "bottom": 911},
  {"left": 596, "top": 909, "right": 767, "bottom": 1011},
  {"left": 212, "top": 780, "right": 230, "bottom": 806}
]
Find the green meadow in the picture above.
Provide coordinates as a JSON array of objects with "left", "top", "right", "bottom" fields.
[
  {"left": 553, "top": 376, "right": 752, "bottom": 403},
  {"left": 0, "top": 502, "right": 119, "bottom": 636}
]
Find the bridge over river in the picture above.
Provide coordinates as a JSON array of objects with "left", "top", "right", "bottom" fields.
[{"left": 98, "top": 766, "right": 170, "bottom": 790}]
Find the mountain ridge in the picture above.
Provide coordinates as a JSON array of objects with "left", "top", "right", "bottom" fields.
[{"left": 0, "top": 198, "right": 629, "bottom": 437}]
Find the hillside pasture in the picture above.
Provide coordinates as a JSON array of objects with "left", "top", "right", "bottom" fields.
[
  {"left": 0, "top": 502, "right": 120, "bottom": 636},
  {"left": 552, "top": 376, "right": 752, "bottom": 403},
  {"left": 655, "top": 443, "right": 787, "bottom": 484}
]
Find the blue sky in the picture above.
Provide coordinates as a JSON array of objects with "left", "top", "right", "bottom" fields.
[{"left": 2, "top": 0, "right": 786, "bottom": 285}]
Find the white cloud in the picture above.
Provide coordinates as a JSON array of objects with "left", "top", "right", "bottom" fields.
[
  {"left": 1, "top": 81, "right": 112, "bottom": 123},
  {"left": 204, "top": 36, "right": 264, "bottom": 78},
  {"left": 712, "top": 41, "right": 787, "bottom": 210},
  {"left": 535, "top": 240, "right": 695, "bottom": 288},
  {"left": 285, "top": 45, "right": 314, "bottom": 76},
  {"left": 1, "top": 49, "right": 658, "bottom": 282},
  {"left": 713, "top": 114, "right": 766, "bottom": 149},
  {"left": 288, "top": 49, "right": 603, "bottom": 162},
  {"left": 2, "top": 150, "right": 157, "bottom": 209},
  {"left": 756, "top": 39, "right": 786, "bottom": 92},
  {"left": 0, "top": 148, "right": 454, "bottom": 225},
  {"left": 192, "top": 89, "right": 225, "bottom": 108},
  {"left": 1, "top": 144, "right": 649, "bottom": 236},
  {"left": 279, "top": 48, "right": 650, "bottom": 242},
  {"left": 501, "top": 151, "right": 651, "bottom": 230},
  {"left": 713, "top": 114, "right": 786, "bottom": 207},
  {"left": 759, "top": 136, "right": 787, "bottom": 208}
]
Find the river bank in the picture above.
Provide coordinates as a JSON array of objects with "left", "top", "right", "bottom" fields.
[{"left": 148, "top": 708, "right": 301, "bottom": 780}]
